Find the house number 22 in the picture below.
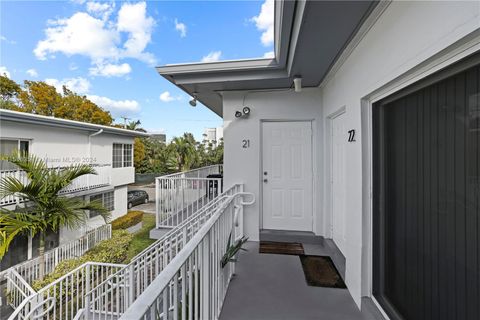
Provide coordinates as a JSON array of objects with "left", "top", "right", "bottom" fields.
[
  {"left": 242, "top": 139, "right": 250, "bottom": 148},
  {"left": 347, "top": 129, "right": 356, "bottom": 142}
]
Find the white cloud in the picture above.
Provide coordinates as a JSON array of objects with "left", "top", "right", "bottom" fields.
[
  {"left": 117, "top": 2, "right": 156, "bottom": 65},
  {"left": 45, "top": 77, "right": 91, "bottom": 95},
  {"left": 0, "top": 66, "right": 11, "bottom": 78},
  {"left": 174, "top": 19, "right": 187, "bottom": 37},
  {"left": 26, "top": 69, "right": 38, "bottom": 77},
  {"left": 263, "top": 51, "right": 274, "bottom": 58},
  {"left": 252, "top": 0, "right": 274, "bottom": 46},
  {"left": 159, "top": 91, "right": 182, "bottom": 102},
  {"left": 34, "top": 2, "right": 156, "bottom": 77},
  {"left": 86, "top": 1, "right": 114, "bottom": 20},
  {"left": 201, "top": 51, "right": 222, "bottom": 63},
  {"left": 1, "top": 35, "right": 16, "bottom": 45},
  {"left": 89, "top": 63, "right": 131, "bottom": 77},
  {"left": 34, "top": 12, "right": 120, "bottom": 62},
  {"left": 87, "top": 94, "right": 140, "bottom": 116},
  {"left": 69, "top": 63, "right": 78, "bottom": 71}
]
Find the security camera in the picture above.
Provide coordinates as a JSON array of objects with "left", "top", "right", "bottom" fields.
[
  {"left": 235, "top": 111, "right": 243, "bottom": 118},
  {"left": 242, "top": 106, "right": 251, "bottom": 115}
]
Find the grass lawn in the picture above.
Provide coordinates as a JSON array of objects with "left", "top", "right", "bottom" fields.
[{"left": 125, "top": 213, "right": 157, "bottom": 261}]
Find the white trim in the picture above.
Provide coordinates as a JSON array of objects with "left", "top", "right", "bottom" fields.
[
  {"left": 361, "top": 32, "right": 480, "bottom": 317},
  {"left": 0, "top": 109, "right": 149, "bottom": 137},
  {"left": 325, "top": 106, "right": 346, "bottom": 239}
]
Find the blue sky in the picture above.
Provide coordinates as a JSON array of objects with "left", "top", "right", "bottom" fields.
[{"left": 0, "top": 0, "right": 274, "bottom": 140}]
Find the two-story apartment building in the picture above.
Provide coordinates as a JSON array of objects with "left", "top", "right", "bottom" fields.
[
  {"left": 156, "top": 1, "right": 480, "bottom": 319},
  {"left": 0, "top": 109, "right": 148, "bottom": 270}
]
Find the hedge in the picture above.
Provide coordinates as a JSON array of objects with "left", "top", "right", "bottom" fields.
[
  {"left": 111, "top": 211, "right": 144, "bottom": 230},
  {"left": 32, "top": 230, "right": 133, "bottom": 290}
]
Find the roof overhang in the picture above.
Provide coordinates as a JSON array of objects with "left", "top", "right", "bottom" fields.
[
  {"left": 0, "top": 109, "right": 150, "bottom": 138},
  {"left": 157, "top": 0, "right": 379, "bottom": 117}
]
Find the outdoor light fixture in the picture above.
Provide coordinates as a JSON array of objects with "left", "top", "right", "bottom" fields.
[
  {"left": 235, "top": 106, "right": 251, "bottom": 119},
  {"left": 189, "top": 94, "right": 197, "bottom": 107},
  {"left": 293, "top": 76, "right": 302, "bottom": 93}
]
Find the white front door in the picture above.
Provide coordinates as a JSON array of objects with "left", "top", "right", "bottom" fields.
[
  {"left": 331, "top": 112, "right": 346, "bottom": 255},
  {"left": 262, "top": 121, "right": 313, "bottom": 231}
]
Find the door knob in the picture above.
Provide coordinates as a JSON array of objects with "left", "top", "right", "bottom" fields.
[{"left": 263, "top": 179, "right": 268, "bottom": 183}]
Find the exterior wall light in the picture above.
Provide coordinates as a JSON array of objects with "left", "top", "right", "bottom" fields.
[{"left": 189, "top": 94, "right": 197, "bottom": 107}]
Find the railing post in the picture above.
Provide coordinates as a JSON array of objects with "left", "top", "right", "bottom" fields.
[
  {"left": 128, "top": 264, "right": 135, "bottom": 305},
  {"left": 85, "top": 264, "right": 91, "bottom": 319}
]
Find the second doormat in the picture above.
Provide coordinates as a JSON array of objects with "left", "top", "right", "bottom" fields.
[
  {"left": 259, "top": 241, "right": 305, "bottom": 255},
  {"left": 299, "top": 255, "right": 346, "bottom": 288}
]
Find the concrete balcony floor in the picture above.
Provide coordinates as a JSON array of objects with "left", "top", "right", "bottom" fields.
[{"left": 219, "top": 238, "right": 384, "bottom": 320}]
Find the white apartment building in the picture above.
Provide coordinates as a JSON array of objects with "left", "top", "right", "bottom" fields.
[
  {"left": 0, "top": 109, "right": 148, "bottom": 270},
  {"left": 203, "top": 127, "right": 223, "bottom": 144}
]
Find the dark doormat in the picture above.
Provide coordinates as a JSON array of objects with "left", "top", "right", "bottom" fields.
[
  {"left": 259, "top": 241, "right": 305, "bottom": 255},
  {"left": 299, "top": 255, "right": 346, "bottom": 288}
]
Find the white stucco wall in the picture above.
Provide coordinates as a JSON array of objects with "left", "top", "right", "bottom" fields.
[
  {"left": 222, "top": 88, "right": 323, "bottom": 241},
  {"left": 1, "top": 121, "right": 137, "bottom": 244},
  {"left": 59, "top": 185, "right": 128, "bottom": 243},
  {"left": 0, "top": 122, "right": 134, "bottom": 177},
  {"left": 221, "top": 0, "right": 479, "bottom": 309},
  {"left": 320, "top": 0, "right": 479, "bottom": 307}
]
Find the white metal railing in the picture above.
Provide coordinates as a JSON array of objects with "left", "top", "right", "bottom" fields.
[
  {"left": 5, "top": 269, "right": 36, "bottom": 309},
  {"left": 120, "top": 189, "right": 254, "bottom": 320},
  {"left": 156, "top": 164, "right": 223, "bottom": 228},
  {"left": 58, "top": 164, "right": 111, "bottom": 195},
  {"left": 0, "top": 169, "right": 28, "bottom": 206},
  {"left": 1, "top": 224, "right": 111, "bottom": 286},
  {"left": 0, "top": 164, "right": 111, "bottom": 206},
  {"left": 8, "top": 262, "right": 125, "bottom": 320},
  {"left": 85, "top": 184, "right": 245, "bottom": 319}
]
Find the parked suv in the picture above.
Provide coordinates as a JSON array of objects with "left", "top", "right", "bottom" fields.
[{"left": 128, "top": 190, "right": 149, "bottom": 209}]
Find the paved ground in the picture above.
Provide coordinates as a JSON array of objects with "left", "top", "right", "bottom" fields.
[
  {"left": 219, "top": 241, "right": 382, "bottom": 320},
  {"left": 128, "top": 184, "right": 156, "bottom": 214}
]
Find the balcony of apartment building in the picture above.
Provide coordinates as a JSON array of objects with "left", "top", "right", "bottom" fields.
[{"left": 0, "top": 164, "right": 112, "bottom": 207}]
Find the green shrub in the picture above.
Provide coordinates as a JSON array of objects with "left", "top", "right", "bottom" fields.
[
  {"left": 32, "top": 230, "right": 133, "bottom": 290},
  {"left": 111, "top": 211, "right": 144, "bottom": 230}
]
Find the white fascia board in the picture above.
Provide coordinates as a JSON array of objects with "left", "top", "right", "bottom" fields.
[
  {"left": 0, "top": 109, "right": 150, "bottom": 138},
  {"left": 172, "top": 69, "right": 289, "bottom": 85},
  {"left": 157, "top": 58, "right": 279, "bottom": 75},
  {"left": 156, "top": 0, "right": 297, "bottom": 81}
]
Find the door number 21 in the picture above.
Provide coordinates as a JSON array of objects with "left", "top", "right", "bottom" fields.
[{"left": 242, "top": 139, "right": 250, "bottom": 148}]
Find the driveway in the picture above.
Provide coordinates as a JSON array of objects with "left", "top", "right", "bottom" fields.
[{"left": 128, "top": 184, "right": 156, "bottom": 214}]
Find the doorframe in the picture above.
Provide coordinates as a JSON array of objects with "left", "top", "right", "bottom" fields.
[
  {"left": 360, "top": 32, "right": 480, "bottom": 318},
  {"left": 259, "top": 119, "right": 316, "bottom": 233},
  {"left": 325, "top": 106, "right": 346, "bottom": 240}
]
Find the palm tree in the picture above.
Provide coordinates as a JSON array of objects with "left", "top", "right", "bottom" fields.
[
  {"left": 0, "top": 152, "right": 110, "bottom": 278},
  {"left": 125, "top": 119, "right": 146, "bottom": 132},
  {"left": 167, "top": 136, "right": 197, "bottom": 172}
]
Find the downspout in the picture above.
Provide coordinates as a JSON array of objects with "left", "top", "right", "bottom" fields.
[
  {"left": 88, "top": 129, "right": 103, "bottom": 160},
  {"left": 87, "top": 129, "right": 104, "bottom": 231}
]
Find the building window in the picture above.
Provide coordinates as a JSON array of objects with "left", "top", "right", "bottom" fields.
[
  {"left": 89, "top": 191, "right": 114, "bottom": 218},
  {"left": 0, "top": 139, "right": 30, "bottom": 170},
  {"left": 123, "top": 144, "right": 132, "bottom": 167},
  {"left": 112, "top": 143, "right": 132, "bottom": 168}
]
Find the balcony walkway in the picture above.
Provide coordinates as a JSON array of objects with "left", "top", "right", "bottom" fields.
[{"left": 219, "top": 238, "right": 384, "bottom": 320}]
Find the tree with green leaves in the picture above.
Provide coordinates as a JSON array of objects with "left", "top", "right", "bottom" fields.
[
  {"left": 0, "top": 77, "right": 113, "bottom": 125},
  {"left": 0, "top": 153, "right": 110, "bottom": 279}
]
